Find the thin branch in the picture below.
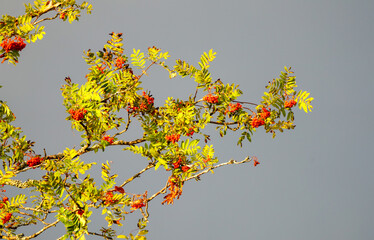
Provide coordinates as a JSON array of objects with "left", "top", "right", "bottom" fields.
[
  {"left": 30, "top": 2, "right": 63, "bottom": 24},
  {"left": 139, "top": 204, "right": 149, "bottom": 222},
  {"left": 2, "top": 179, "right": 39, "bottom": 189},
  {"left": 87, "top": 231, "right": 113, "bottom": 240},
  {"left": 147, "top": 186, "right": 167, "bottom": 203},
  {"left": 9, "top": 136, "right": 145, "bottom": 176},
  {"left": 18, "top": 205, "right": 58, "bottom": 224},
  {"left": 19, "top": 206, "right": 49, "bottom": 213},
  {"left": 208, "top": 120, "right": 238, "bottom": 126},
  {"left": 114, "top": 138, "right": 146, "bottom": 146},
  {"left": 63, "top": 182, "right": 83, "bottom": 210},
  {"left": 184, "top": 156, "right": 251, "bottom": 182},
  {"left": 77, "top": 122, "right": 91, "bottom": 155},
  {"left": 24, "top": 219, "right": 59, "bottom": 240},
  {"left": 113, "top": 113, "right": 131, "bottom": 138},
  {"left": 17, "top": 211, "right": 49, "bottom": 225},
  {"left": 232, "top": 100, "right": 258, "bottom": 106},
  {"left": 45, "top": 153, "right": 64, "bottom": 160},
  {"left": 242, "top": 106, "right": 256, "bottom": 114},
  {"left": 32, "top": 13, "right": 59, "bottom": 25},
  {"left": 147, "top": 156, "right": 252, "bottom": 203},
  {"left": 119, "top": 162, "right": 155, "bottom": 188},
  {"left": 147, "top": 175, "right": 172, "bottom": 202},
  {"left": 121, "top": 61, "right": 156, "bottom": 96},
  {"left": 100, "top": 87, "right": 128, "bottom": 103},
  {"left": 193, "top": 84, "right": 199, "bottom": 101},
  {"left": 137, "top": 62, "right": 156, "bottom": 80},
  {"left": 0, "top": 232, "right": 24, "bottom": 240}
]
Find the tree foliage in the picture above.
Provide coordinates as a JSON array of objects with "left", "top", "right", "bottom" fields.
[{"left": 0, "top": 1, "right": 313, "bottom": 239}]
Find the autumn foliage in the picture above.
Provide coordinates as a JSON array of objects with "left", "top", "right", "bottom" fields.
[
  {"left": 0, "top": 36, "right": 26, "bottom": 63},
  {"left": 0, "top": 1, "right": 313, "bottom": 239}
]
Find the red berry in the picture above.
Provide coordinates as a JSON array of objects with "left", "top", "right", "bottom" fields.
[{"left": 284, "top": 99, "right": 297, "bottom": 108}]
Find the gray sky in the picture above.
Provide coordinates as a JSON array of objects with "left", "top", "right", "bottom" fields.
[{"left": 1, "top": 0, "right": 374, "bottom": 239}]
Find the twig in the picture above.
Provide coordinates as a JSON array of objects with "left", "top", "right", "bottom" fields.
[
  {"left": 17, "top": 211, "right": 49, "bottom": 225},
  {"left": 193, "top": 84, "right": 199, "bottom": 101},
  {"left": 31, "top": 2, "right": 63, "bottom": 24},
  {"left": 147, "top": 156, "right": 252, "bottom": 203},
  {"left": 147, "top": 185, "right": 168, "bottom": 203},
  {"left": 3, "top": 179, "right": 39, "bottom": 189},
  {"left": 24, "top": 219, "right": 60, "bottom": 240},
  {"left": 33, "top": 13, "right": 59, "bottom": 25},
  {"left": 87, "top": 231, "right": 113, "bottom": 240},
  {"left": 184, "top": 156, "right": 251, "bottom": 182},
  {"left": 139, "top": 202, "right": 149, "bottom": 222},
  {"left": 77, "top": 122, "right": 91, "bottom": 155},
  {"left": 113, "top": 113, "right": 131, "bottom": 138},
  {"left": 119, "top": 163, "right": 155, "bottom": 188},
  {"left": 137, "top": 62, "right": 156, "bottom": 80},
  {"left": 208, "top": 120, "right": 238, "bottom": 126},
  {"left": 114, "top": 138, "right": 146, "bottom": 146},
  {"left": 232, "top": 100, "right": 258, "bottom": 106},
  {"left": 63, "top": 182, "right": 83, "bottom": 210},
  {"left": 9, "top": 136, "right": 145, "bottom": 176}
]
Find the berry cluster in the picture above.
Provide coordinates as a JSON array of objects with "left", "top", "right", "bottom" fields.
[
  {"left": 284, "top": 99, "right": 297, "bottom": 108},
  {"left": 102, "top": 135, "right": 114, "bottom": 144},
  {"left": 131, "top": 199, "right": 146, "bottom": 210},
  {"left": 203, "top": 93, "right": 219, "bottom": 104},
  {"left": 174, "top": 101, "right": 185, "bottom": 112},
  {"left": 203, "top": 157, "right": 211, "bottom": 163},
  {"left": 259, "top": 107, "right": 271, "bottom": 119},
  {"left": 103, "top": 191, "right": 118, "bottom": 206},
  {"left": 139, "top": 102, "right": 148, "bottom": 111},
  {"left": 126, "top": 105, "right": 139, "bottom": 113},
  {"left": 251, "top": 117, "right": 265, "bottom": 128},
  {"left": 76, "top": 209, "right": 84, "bottom": 216},
  {"left": 26, "top": 156, "right": 43, "bottom": 168},
  {"left": 186, "top": 127, "right": 195, "bottom": 137},
  {"left": 181, "top": 166, "right": 191, "bottom": 172},
  {"left": 172, "top": 157, "right": 191, "bottom": 172},
  {"left": 115, "top": 56, "right": 126, "bottom": 68},
  {"left": 142, "top": 91, "right": 154, "bottom": 105},
  {"left": 226, "top": 102, "right": 242, "bottom": 114},
  {"left": 96, "top": 65, "right": 106, "bottom": 74},
  {"left": 2, "top": 212, "right": 12, "bottom": 224},
  {"left": 0, "top": 36, "right": 26, "bottom": 53},
  {"left": 251, "top": 108, "right": 271, "bottom": 128},
  {"left": 172, "top": 158, "right": 182, "bottom": 169},
  {"left": 69, "top": 108, "right": 87, "bottom": 121},
  {"left": 59, "top": 12, "right": 66, "bottom": 19},
  {"left": 162, "top": 177, "right": 183, "bottom": 205},
  {"left": 102, "top": 186, "right": 124, "bottom": 205},
  {"left": 130, "top": 192, "right": 147, "bottom": 210},
  {"left": 253, "top": 156, "right": 260, "bottom": 166},
  {"left": 0, "top": 196, "right": 8, "bottom": 209},
  {"left": 165, "top": 134, "right": 180, "bottom": 143},
  {"left": 127, "top": 92, "right": 154, "bottom": 114}
]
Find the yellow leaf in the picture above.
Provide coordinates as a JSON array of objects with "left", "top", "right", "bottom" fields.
[
  {"left": 78, "top": 234, "right": 86, "bottom": 240},
  {"left": 117, "top": 235, "right": 128, "bottom": 239},
  {"left": 169, "top": 72, "right": 177, "bottom": 79}
]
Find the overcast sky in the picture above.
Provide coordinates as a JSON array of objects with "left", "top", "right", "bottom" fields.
[{"left": 1, "top": 1, "right": 374, "bottom": 239}]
